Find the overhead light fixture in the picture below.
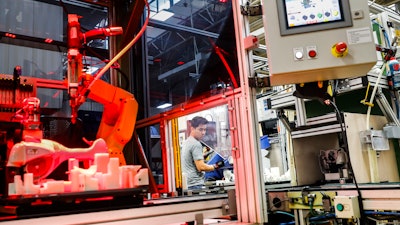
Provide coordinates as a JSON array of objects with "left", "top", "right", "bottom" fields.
[
  {"left": 157, "top": 103, "right": 172, "bottom": 109},
  {"left": 152, "top": 10, "right": 174, "bottom": 21}
]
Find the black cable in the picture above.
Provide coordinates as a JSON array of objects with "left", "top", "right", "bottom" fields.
[{"left": 328, "top": 100, "right": 346, "bottom": 149}]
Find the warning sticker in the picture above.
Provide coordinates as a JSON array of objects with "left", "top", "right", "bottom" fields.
[{"left": 346, "top": 27, "right": 373, "bottom": 45}]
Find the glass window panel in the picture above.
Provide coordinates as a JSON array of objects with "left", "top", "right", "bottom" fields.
[
  {"left": 32, "top": 1, "right": 63, "bottom": 41},
  {"left": 0, "top": 0, "right": 63, "bottom": 41},
  {"left": 147, "top": 0, "right": 237, "bottom": 116},
  {"left": 136, "top": 124, "right": 164, "bottom": 186},
  {"left": 177, "top": 105, "right": 233, "bottom": 188},
  {"left": 0, "top": 43, "right": 63, "bottom": 79},
  {"left": 37, "top": 87, "right": 63, "bottom": 109}
]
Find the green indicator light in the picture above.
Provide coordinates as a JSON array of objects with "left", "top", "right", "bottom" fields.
[{"left": 336, "top": 203, "right": 344, "bottom": 211}]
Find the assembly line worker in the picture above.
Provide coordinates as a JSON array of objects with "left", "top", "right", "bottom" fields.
[{"left": 181, "top": 116, "right": 223, "bottom": 190}]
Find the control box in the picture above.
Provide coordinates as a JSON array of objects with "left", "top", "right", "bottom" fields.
[
  {"left": 334, "top": 196, "right": 360, "bottom": 219},
  {"left": 262, "top": 0, "right": 377, "bottom": 86}
]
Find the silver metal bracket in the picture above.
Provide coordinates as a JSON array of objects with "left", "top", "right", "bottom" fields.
[
  {"left": 359, "top": 130, "right": 390, "bottom": 150},
  {"left": 336, "top": 78, "right": 351, "bottom": 93}
]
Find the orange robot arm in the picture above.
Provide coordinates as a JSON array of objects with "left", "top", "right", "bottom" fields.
[
  {"left": 86, "top": 79, "right": 138, "bottom": 165},
  {"left": 66, "top": 14, "right": 134, "bottom": 165}
]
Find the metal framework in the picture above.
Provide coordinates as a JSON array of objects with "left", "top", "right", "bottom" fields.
[{"left": 0, "top": 195, "right": 230, "bottom": 225}]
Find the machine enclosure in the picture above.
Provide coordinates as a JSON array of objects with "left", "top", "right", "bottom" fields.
[{"left": 262, "top": 0, "right": 378, "bottom": 85}]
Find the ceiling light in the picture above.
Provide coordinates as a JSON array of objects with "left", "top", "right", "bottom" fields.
[{"left": 157, "top": 103, "right": 172, "bottom": 109}]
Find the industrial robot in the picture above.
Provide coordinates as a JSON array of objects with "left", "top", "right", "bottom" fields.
[{"left": 6, "top": 14, "right": 139, "bottom": 183}]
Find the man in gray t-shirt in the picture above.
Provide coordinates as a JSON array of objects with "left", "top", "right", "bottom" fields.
[{"left": 181, "top": 116, "right": 221, "bottom": 189}]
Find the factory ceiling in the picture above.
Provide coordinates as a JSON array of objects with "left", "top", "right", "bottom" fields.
[{"left": 68, "top": 0, "right": 400, "bottom": 108}]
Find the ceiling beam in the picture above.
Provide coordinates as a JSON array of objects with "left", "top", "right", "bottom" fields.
[
  {"left": 373, "top": 0, "right": 400, "bottom": 6},
  {"left": 149, "top": 20, "right": 219, "bottom": 39}
]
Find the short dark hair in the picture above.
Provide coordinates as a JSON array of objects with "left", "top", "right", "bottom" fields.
[{"left": 190, "top": 116, "right": 208, "bottom": 128}]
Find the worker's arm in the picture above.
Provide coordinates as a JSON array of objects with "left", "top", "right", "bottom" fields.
[{"left": 194, "top": 159, "right": 215, "bottom": 172}]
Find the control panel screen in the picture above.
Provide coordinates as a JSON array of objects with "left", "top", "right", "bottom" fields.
[
  {"left": 277, "top": 0, "right": 352, "bottom": 36},
  {"left": 285, "top": 0, "right": 343, "bottom": 27}
]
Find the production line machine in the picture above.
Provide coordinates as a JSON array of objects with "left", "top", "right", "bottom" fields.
[
  {"left": 0, "top": 14, "right": 153, "bottom": 218},
  {"left": 263, "top": 111, "right": 400, "bottom": 225},
  {"left": 259, "top": 0, "right": 400, "bottom": 224}
]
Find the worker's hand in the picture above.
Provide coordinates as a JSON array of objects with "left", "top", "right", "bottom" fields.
[{"left": 214, "top": 160, "right": 225, "bottom": 169}]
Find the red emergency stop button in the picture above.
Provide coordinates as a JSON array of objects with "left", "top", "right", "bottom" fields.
[
  {"left": 308, "top": 49, "right": 317, "bottom": 58},
  {"left": 331, "top": 42, "right": 348, "bottom": 57},
  {"left": 335, "top": 42, "right": 347, "bottom": 53}
]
